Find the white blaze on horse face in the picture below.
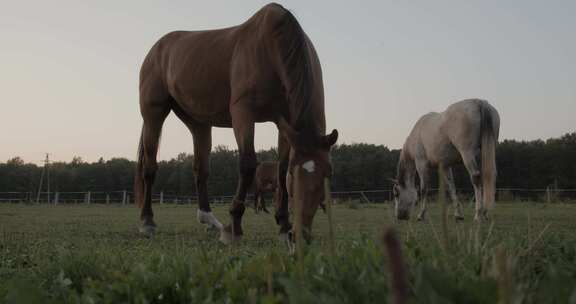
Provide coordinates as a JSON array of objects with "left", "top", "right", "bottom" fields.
[{"left": 302, "top": 160, "right": 315, "bottom": 173}]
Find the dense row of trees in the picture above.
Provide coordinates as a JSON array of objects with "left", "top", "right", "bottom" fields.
[{"left": 1, "top": 132, "right": 574, "bottom": 195}]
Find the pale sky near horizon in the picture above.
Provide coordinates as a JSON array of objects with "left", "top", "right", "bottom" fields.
[{"left": 1, "top": 1, "right": 575, "bottom": 164}]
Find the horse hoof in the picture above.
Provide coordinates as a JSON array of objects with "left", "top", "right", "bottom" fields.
[
  {"left": 279, "top": 233, "right": 295, "bottom": 255},
  {"left": 219, "top": 226, "right": 241, "bottom": 245},
  {"left": 474, "top": 216, "right": 486, "bottom": 223},
  {"left": 454, "top": 215, "right": 465, "bottom": 222},
  {"left": 197, "top": 210, "right": 223, "bottom": 231},
  {"left": 474, "top": 210, "right": 490, "bottom": 222},
  {"left": 205, "top": 225, "right": 219, "bottom": 233},
  {"left": 417, "top": 216, "right": 424, "bottom": 222},
  {"left": 139, "top": 225, "right": 156, "bottom": 237}
]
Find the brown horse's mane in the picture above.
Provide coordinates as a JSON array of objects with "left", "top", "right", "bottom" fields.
[{"left": 272, "top": 8, "right": 318, "bottom": 135}]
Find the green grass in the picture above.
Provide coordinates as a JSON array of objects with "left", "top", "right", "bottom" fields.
[{"left": 1, "top": 202, "right": 576, "bottom": 303}]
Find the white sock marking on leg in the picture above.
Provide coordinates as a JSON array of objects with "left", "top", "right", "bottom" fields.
[{"left": 197, "top": 210, "right": 223, "bottom": 230}]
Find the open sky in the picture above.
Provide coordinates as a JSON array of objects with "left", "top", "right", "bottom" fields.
[{"left": 1, "top": 1, "right": 574, "bottom": 164}]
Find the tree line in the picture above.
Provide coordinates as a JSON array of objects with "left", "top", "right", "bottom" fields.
[{"left": 1, "top": 132, "right": 574, "bottom": 196}]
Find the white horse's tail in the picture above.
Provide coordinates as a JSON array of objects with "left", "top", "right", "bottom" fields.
[{"left": 480, "top": 101, "right": 497, "bottom": 209}]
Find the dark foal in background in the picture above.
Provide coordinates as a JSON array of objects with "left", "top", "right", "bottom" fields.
[
  {"left": 135, "top": 3, "right": 338, "bottom": 244},
  {"left": 252, "top": 161, "right": 278, "bottom": 214}
]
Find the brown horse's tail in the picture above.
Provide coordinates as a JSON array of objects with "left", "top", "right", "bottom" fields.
[
  {"left": 134, "top": 127, "right": 146, "bottom": 209},
  {"left": 480, "top": 101, "right": 498, "bottom": 209}
]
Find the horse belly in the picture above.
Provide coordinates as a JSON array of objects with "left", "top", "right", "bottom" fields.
[
  {"left": 435, "top": 144, "right": 461, "bottom": 165},
  {"left": 423, "top": 135, "right": 460, "bottom": 166},
  {"left": 175, "top": 95, "right": 232, "bottom": 127},
  {"left": 166, "top": 32, "right": 235, "bottom": 126},
  {"left": 169, "top": 67, "right": 233, "bottom": 126}
]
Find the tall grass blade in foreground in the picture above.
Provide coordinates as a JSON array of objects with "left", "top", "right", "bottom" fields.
[
  {"left": 293, "top": 167, "right": 305, "bottom": 275},
  {"left": 324, "top": 178, "right": 336, "bottom": 257},
  {"left": 382, "top": 227, "right": 409, "bottom": 304}
]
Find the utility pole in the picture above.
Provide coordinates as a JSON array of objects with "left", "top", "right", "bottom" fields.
[
  {"left": 46, "top": 154, "right": 50, "bottom": 203},
  {"left": 36, "top": 153, "right": 50, "bottom": 203}
]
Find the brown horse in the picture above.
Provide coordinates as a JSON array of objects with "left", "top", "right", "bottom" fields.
[
  {"left": 252, "top": 161, "right": 278, "bottom": 214},
  {"left": 134, "top": 3, "right": 338, "bottom": 244}
]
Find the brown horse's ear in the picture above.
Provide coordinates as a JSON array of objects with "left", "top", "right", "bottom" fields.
[
  {"left": 277, "top": 117, "right": 299, "bottom": 147},
  {"left": 322, "top": 129, "right": 338, "bottom": 148}
]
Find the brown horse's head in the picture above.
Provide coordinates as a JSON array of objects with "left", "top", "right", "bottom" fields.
[{"left": 278, "top": 118, "right": 338, "bottom": 242}]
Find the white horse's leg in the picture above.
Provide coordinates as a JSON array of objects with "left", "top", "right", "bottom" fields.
[
  {"left": 461, "top": 152, "right": 485, "bottom": 221},
  {"left": 443, "top": 166, "right": 464, "bottom": 221},
  {"left": 416, "top": 161, "right": 429, "bottom": 221}
]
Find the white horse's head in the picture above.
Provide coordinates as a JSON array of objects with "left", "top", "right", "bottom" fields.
[{"left": 391, "top": 180, "right": 418, "bottom": 220}]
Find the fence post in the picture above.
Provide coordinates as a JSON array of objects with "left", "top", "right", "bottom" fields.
[
  {"left": 546, "top": 187, "right": 551, "bottom": 204},
  {"left": 555, "top": 188, "right": 560, "bottom": 203},
  {"left": 106, "top": 194, "right": 110, "bottom": 205},
  {"left": 127, "top": 194, "right": 131, "bottom": 205},
  {"left": 360, "top": 191, "right": 371, "bottom": 204},
  {"left": 85, "top": 191, "right": 91, "bottom": 204},
  {"left": 54, "top": 192, "right": 59, "bottom": 205},
  {"left": 122, "top": 190, "right": 127, "bottom": 205},
  {"left": 160, "top": 191, "right": 164, "bottom": 205}
]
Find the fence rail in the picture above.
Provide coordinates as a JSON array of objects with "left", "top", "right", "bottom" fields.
[{"left": 1, "top": 188, "right": 576, "bottom": 205}]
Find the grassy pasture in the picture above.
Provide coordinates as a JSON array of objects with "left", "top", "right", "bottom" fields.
[{"left": 1, "top": 202, "right": 575, "bottom": 303}]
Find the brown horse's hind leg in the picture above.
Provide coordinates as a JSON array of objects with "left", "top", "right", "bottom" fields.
[
  {"left": 188, "top": 123, "right": 223, "bottom": 232},
  {"left": 137, "top": 108, "right": 169, "bottom": 235},
  {"left": 220, "top": 111, "right": 256, "bottom": 244}
]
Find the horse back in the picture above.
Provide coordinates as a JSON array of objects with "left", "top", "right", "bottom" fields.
[
  {"left": 140, "top": 3, "right": 315, "bottom": 125},
  {"left": 441, "top": 99, "right": 499, "bottom": 150}
]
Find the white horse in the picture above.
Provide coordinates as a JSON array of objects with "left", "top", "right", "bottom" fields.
[{"left": 391, "top": 99, "right": 500, "bottom": 221}]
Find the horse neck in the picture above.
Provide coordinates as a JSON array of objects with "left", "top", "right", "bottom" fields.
[
  {"left": 397, "top": 151, "right": 417, "bottom": 188},
  {"left": 275, "top": 10, "right": 325, "bottom": 136},
  {"left": 241, "top": 4, "right": 326, "bottom": 136}
]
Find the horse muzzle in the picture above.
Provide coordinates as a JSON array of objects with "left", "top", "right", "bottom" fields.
[{"left": 396, "top": 210, "right": 410, "bottom": 220}]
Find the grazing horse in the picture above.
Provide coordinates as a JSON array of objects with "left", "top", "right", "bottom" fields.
[
  {"left": 134, "top": 3, "right": 338, "bottom": 244},
  {"left": 391, "top": 99, "right": 499, "bottom": 221},
  {"left": 252, "top": 161, "right": 278, "bottom": 214}
]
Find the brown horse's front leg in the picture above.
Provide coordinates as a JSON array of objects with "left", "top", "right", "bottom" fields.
[
  {"left": 220, "top": 114, "right": 256, "bottom": 244},
  {"left": 275, "top": 134, "right": 292, "bottom": 236}
]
